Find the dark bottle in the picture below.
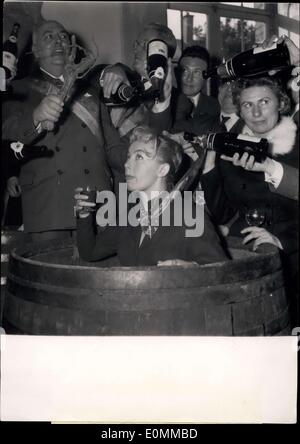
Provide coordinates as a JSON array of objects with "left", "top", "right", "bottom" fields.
[
  {"left": 8, "top": 141, "right": 54, "bottom": 163},
  {"left": 184, "top": 132, "right": 269, "bottom": 163},
  {"left": 99, "top": 82, "right": 139, "bottom": 106},
  {"left": 146, "top": 39, "right": 168, "bottom": 100},
  {"left": 203, "top": 41, "right": 291, "bottom": 80},
  {"left": 2, "top": 23, "right": 20, "bottom": 81}
]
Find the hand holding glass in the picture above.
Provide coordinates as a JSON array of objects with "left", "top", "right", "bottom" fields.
[{"left": 74, "top": 186, "right": 97, "bottom": 217}]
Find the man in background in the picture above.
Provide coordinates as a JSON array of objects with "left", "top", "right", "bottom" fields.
[{"left": 172, "top": 45, "right": 220, "bottom": 134}]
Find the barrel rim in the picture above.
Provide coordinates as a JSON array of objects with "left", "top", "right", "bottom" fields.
[{"left": 8, "top": 236, "right": 280, "bottom": 273}]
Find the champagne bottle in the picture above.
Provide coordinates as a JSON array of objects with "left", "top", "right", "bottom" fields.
[
  {"left": 99, "top": 82, "right": 139, "bottom": 106},
  {"left": 203, "top": 41, "right": 291, "bottom": 80},
  {"left": 147, "top": 39, "right": 168, "bottom": 100},
  {"left": 2, "top": 23, "right": 20, "bottom": 81},
  {"left": 8, "top": 141, "right": 54, "bottom": 163},
  {"left": 184, "top": 132, "right": 269, "bottom": 163}
]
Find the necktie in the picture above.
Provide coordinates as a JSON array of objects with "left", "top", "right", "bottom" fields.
[
  {"left": 221, "top": 115, "right": 231, "bottom": 131},
  {"left": 139, "top": 196, "right": 167, "bottom": 240},
  {"left": 139, "top": 204, "right": 158, "bottom": 239},
  {"left": 189, "top": 99, "right": 196, "bottom": 118},
  {"left": 221, "top": 115, "right": 231, "bottom": 124},
  {"left": 45, "top": 77, "right": 64, "bottom": 96}
]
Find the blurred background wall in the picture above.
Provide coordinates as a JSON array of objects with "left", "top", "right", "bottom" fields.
[{"left": 3, "top": 1, "right": 300, "bottom": 81}]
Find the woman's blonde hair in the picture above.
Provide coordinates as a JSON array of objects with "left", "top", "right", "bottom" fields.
[{"left": 130, "top": 126, "right": 183, "bottom": 190}]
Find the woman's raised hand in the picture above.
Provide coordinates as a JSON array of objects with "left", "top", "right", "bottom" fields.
[
  {"left": 262, "top": 34, "right": 299, "bottom": 66},
  {"left": 74, "top": 187, "right": 96, "bottom": 218}
]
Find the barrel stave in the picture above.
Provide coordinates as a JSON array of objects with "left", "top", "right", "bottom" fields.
[{"left": 3, "top": 237, "right": 291, "bottom": 336}]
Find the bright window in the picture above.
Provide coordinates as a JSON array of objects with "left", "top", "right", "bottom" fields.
[
  {"left": 278, "top": 3, "right": 299, "bottom": 20},
  {"left": 220, "top": 17, "right": 266, "bottom": 59},
  {"left": 220, "top": 3, "right": 265, "bottom": 9},
  {"left": 167, "top": 9, "right": 207, "bottom": 61},
  {"left": 279, "top": 27, "right": 300, "bottom": 47}
]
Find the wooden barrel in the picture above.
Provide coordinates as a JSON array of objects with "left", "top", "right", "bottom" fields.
[
  {"left": 3, "top": 237, "right": 290, "bottom": 336},
  {"left": 1, "top": 228, "right": 30, "bottom": 325}
]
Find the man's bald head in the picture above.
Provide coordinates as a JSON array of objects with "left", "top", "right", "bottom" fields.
[
  {"left": 32, "top": 20, "right": 67, "bottom": 46},
  {"left": 32, "top": 20, "right": 71, "bottom": 76}
]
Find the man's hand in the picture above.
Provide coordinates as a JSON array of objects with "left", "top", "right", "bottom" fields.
[
  {"left": 241, "top": 226, "right": 283, "bottom": 251},
  {"left": 101, "top": 65, "right": 130, "bottom": 99},
  {"left": 220, "top": 152, "right": 275, "bottom": 174},
  {"left": 33, "top": 95, "right": 64, "bottom": 130},
  {"left": 7, "top": 176, "right": 21, "bottom": 198},
  {"left": 162, "top": 131, "right": 199, "bottom": 161},
  {"left": 74, "top": 187, "right": 95, "bottom": 218}
]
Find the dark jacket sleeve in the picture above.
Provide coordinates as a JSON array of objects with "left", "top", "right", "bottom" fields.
[
  {"left": 2, "top": 142, "right": 22, "bottom": 180},
  {"left": 99, "top": 101, "right": 129, "bottom": 177},
  {"left": 185, "top": 206, "right": 230, "bottom": 264},
  {"left": 147, "top": 87, "right": 179, "bottom": 134},
  {"left": 148, "top": 105, "right": 173, "bottom": 134},
  {"left": 76, "top": 215, "right": 119, "bottom": 262},
  {"left": 269, "top": 163, "right": 298, "bottom": 201},
  {"left": 172, "top": 93, "right": 220, "bottom": 134},
  {"left": 200, "top": 165, "right": 238, "bottom": 225}
]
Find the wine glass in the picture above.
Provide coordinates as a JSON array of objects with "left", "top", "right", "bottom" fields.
[
  {"left": 78, "top": 185, "right": 97, "bottom": 213},
  {"left": 245, "top": 207, "right": 266, "bottom": 227}
]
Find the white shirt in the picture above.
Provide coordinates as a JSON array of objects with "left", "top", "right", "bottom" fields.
[
  {"left": 40, "top": 67, "right": 64, "bottom": 82},
  {"left": 220, "top": 112, "right": 240, "bottom": 132},
  {"left": 189, "top": 92, "right": 200, "bottom": 109}
]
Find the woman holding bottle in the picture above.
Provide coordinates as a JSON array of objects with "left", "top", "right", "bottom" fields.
[
  {"left": 200, "top": 75, "right": 298, "bottom": 324},
  {"left": 200, "top": 76, "right": 298, "bottom": 251}
]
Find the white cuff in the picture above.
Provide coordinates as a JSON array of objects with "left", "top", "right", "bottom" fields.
[
  {"left": 151, "top": 94, "right": 171, "bottom": 113},
  {"left": 264, "top": 159, "right": 284, "bottom": 189}
]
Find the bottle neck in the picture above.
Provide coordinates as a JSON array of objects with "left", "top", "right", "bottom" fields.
[
  {"left": 203, "top": 62, "right": 231, "bottom": 80},
  {"left": 11, "top": 25, "right": 20, "bottom": 39}
]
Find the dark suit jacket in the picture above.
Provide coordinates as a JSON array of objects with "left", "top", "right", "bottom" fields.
[
  {"left": 2, "top": 69, "right": 112, "bottom": 232},
  {"left": 196, "top": 111, "right": 244, "bottom": 132},
  {"left": 77, "top": 197, "right": 228, "bottom": 266},
  {"left": 172, "top": 91, "right": 220, "bottom": 134}
]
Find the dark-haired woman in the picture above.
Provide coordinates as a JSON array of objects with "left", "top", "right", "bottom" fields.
[
  {"left": 75, "top": 126, "right": 228, "bottom": 266},
  {"left": 200, "top": 76, "right": 298, "bottom": 324}
]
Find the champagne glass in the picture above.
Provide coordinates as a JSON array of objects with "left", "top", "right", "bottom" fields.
[{"left": 245, "top": 207, "right": 266, "bottom": 227}]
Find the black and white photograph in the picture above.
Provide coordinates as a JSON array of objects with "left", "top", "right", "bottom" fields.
[{"left": 1, "top": 0, "right": 299, "bottom": 427}]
